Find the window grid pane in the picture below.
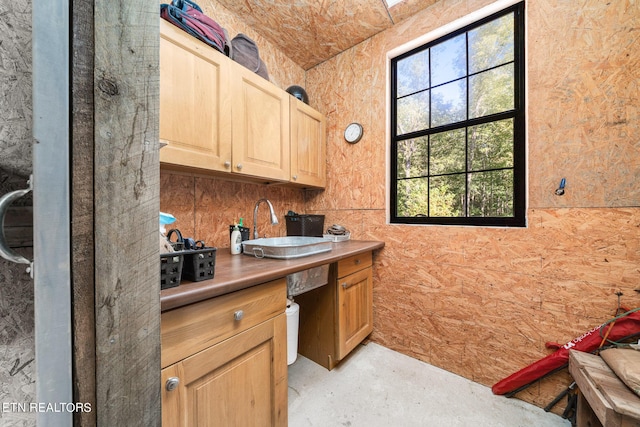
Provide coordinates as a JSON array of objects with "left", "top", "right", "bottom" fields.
[{"left": 391, "top": 3, "right": 525, "bottom": 227}]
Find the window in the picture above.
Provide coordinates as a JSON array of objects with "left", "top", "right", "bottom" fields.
[{"left": 390, "top": 3, "right": 525, "bottom": 227}]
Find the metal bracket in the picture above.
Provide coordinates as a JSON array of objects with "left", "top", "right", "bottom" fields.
[{"left": 0, "top": 176, "right": 33, "bottom": 277}]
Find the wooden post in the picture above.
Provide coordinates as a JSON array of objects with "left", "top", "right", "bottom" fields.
[
  {"left": 93, "top": 1, "right": 161, "bottom": 425},
  {"left": 71, "top": 0, "right": 96, "bottom": 425}
]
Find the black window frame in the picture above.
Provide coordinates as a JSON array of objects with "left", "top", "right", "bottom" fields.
[{"left": 390, "top": 2, "right": 526, "bottom": 227}]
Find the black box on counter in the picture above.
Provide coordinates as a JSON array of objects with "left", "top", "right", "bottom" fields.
[
  {"left": 160, "top": 252, "right": 183, "bottom": 290},
  {"left": 285, "top": 214, "right": 325, "bottom": 237},
  {"left": 181, "top": 247, "right": 217, "bottom": 282},
  {"left": 160, "top": 247, "right": 217, "bottom": 289}
]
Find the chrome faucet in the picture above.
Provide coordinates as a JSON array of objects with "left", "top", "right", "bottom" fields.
[{"left": 253, "top": 198, "right": 279, "bottom": 239}]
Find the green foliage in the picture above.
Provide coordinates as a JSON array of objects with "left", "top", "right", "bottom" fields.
[
  {"left": 397, "top": 177, "right": 462, "bottom": 217},
  {"left": 395, "top": 11, "right": 516, "bottom": 219}
]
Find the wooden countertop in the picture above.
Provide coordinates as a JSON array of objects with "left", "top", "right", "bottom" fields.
[{"left": 161, "top": 240, "right": 385, "bottom": 312}]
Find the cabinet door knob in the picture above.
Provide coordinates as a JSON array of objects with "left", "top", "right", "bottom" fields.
[
  {"left": 165, "top": 377, "right": 180, "bottom": 392},
  {"left": 234, "top": 310, "right": 244, "bottom": 321},
  {"left": 236, "top": 163, "right": 243, "bottom": 170},
  {"left": 292, "top": 175, "right": 297, "bottom": 180},
  {"left": 341, "top": 282, "right": 348, "bottom": 289},
  {"left": 224, "top": 161, "right": 231, "bottom": 168}
]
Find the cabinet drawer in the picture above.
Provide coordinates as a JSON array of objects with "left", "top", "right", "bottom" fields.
[
  {"left": 336, "top": 252, "right": 372, "bottom": 278},
  {"left": 161, "top": 279, "right": 286, "bottom": 368}
]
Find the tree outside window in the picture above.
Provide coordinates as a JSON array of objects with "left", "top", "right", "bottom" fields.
[{"left": 390, "top": 3, "right": 525, "bottom": 227}]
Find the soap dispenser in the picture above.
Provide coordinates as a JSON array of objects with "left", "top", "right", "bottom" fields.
[{"left": 230, "top": 224, "right": 242, "bottom": 255}]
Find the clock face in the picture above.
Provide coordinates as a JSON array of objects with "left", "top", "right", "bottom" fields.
[{"left": 345, "top": 123, "right": 363, "bottom": 144}]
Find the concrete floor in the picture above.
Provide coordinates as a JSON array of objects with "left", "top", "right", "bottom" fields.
[{"left": 288, "top": 342, "right": 571, "bottom": 427}]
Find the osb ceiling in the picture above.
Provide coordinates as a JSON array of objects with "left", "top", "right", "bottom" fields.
[{"left": 216, "top": 0, "right": 440, "bottom": 70}]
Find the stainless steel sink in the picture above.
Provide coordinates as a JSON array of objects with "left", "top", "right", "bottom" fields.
[
  {"left": 242, "top": 236, "right": 332, "bottom": 259},
  {"left": 287, "top": 265, "right": 329, "bottom": 296}
]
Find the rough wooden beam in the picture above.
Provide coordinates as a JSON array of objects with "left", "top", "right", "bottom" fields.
[
  {"left": 71, "top": 0, "right": 97, "bottom": 425},
  {"left": 93, "top": 1, "right": 161, "bottom": 425}
]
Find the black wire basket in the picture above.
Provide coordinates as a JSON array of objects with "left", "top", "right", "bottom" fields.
[{"left": 285, "top": 214, "right": 325, "bottom": 237}]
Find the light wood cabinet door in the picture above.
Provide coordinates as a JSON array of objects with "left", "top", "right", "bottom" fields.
[
  {"left": 337, "top": 267, "right": 373, "bottom": 359},
  {"left": 159, "top": 20, "right": 232, "bottom": 172},
  {"left": 162, "top": 314, "right": 288, "bottom": 426},
  {"left": 297, "top": 252, "right": 374, "bottom": 370},
  {"left": 290, "top": 98, "right": 326, "bottom": 188},
  {"left": 161, "top": 363, "right": 183, "bottom": 426},
  {"left": 230, "top": 62, "right": 290, "bottom": 182}
]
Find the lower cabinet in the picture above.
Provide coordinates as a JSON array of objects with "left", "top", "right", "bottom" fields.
[
  {"left": 297, "top": 252, "right": 373, "bottom": 370},
  {"left": 161, "top": 279, "right": 287, "bottom": 426}
]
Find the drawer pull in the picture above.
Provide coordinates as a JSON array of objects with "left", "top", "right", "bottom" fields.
[
  {"left": 341, "top": 282, "right": 348, "bottom": 289},
  {"left": 354, "top": 259, "right": 361, "bottom": 265},
  {"left": 165, "top": 377, "right": 180, "bottom": 392},
  {"left": 234, "top": 310, "right": 244, "bottom": 321}
]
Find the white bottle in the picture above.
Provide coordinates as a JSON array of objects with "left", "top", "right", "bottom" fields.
[{"left": 230, "top": 225, "right": 242, "bottom": 255}]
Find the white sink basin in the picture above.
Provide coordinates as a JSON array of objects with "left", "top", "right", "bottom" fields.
[{"left": 242, "top": 236, "right": 332, "bottom": 259}]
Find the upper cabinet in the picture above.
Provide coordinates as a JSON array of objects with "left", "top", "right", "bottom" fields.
[
  {"left": 230, "top": 61, "right": 290, "bottom": 182},
  {"left": 159, "top": 19, "right": 325, "bottom": 188},
  {"left": 159, "top": 20, "right": 232, "bottom": 173},
  {"left": 290, "top": 98, "right": 326, "bottom": 188}
]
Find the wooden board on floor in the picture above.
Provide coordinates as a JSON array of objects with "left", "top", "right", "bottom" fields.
[{"left": 568, "top": 350, "right": 640, "bottom": 427}]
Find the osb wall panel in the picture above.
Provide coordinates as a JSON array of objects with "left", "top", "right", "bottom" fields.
[
  {"left": 0, "top": 0, "right": 32, "bottom": 179},
  {"left": 304, "top": 38, "right": 387, "bottom": 211},
  {"left": 214, "top": 0, "right": 392, "bottom": 70},
  {"left": 160, "top": 171, "right": 305, "bottom": 249},
  {"left": 364, "top": 207, "right": 640, "bottom": 411},
  {"left": 0, "top": 0, "right": 34, "bottom": 424},
  {"left": 388, "top": 0, "right": 441, "bottom": 25},
  {"left": 305, "top": 0, "right": 640, "bottom": 412},
  {"left": 196, "top": 0, "right": 306, "bottom": 90},
  {"left": 528, "top": 0, "right": 640, "bottom": 208},
  {"left": 0, "top": 252, "right": 34, "bottom": 426}
]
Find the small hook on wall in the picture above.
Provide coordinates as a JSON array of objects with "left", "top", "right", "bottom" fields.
[{"left": 555, "top": 178, "right": 566, "bottom": 196}]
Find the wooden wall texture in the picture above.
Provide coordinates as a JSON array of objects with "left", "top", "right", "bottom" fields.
[
  {"left": 0, "top": 0, "right": 35, "bottom": 425},
  {"left": 305, "top": 0, "right": 640, "bottom": 411},
  {"left": 160, "top": 0, "right": 640, "bottom": 413},
  {"left": 213, "top": 0, "right": 442, "bottom": 70},
  {"left": 93, "top": 0, "right": 162, "bottom": 424},
  {"left": 71, "top": 0, "right": 97, "bottom": 424}
]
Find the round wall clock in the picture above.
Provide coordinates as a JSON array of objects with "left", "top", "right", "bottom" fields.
[{"left": 344, "top": 122, "right": 363, "bottom": 144}]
